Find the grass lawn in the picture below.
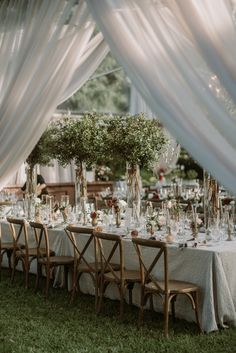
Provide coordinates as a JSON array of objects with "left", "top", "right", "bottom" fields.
[{"left": 0, "top": 269, "right": 235, "bottom": 353}]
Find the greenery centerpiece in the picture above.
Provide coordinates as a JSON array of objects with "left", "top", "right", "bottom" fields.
[
  {"left": 50, "top": 113, "right": 107, "bottom": 209},
  {"left": 107, "top": 114, "right": 166, "bottom": 219}
]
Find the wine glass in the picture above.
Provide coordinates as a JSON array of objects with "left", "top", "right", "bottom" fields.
[{"left": 61, "top": 195, "right": 69, "bottom": 208}]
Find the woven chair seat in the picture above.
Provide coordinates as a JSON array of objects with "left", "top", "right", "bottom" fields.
[
  {"left": 39, "top": 255, "right": 74, "bottom": 265},
  {"left": 145, "top": 280, "right": 198, "bottom": 294},
  {"left": 104, "top": 270, "right": 141, "bottom": 283},
  {"left": 16, "top": 248, "right": 55, "bottom": 257},
  {"left": 1, "top": 242, "right": 24, "bottom": 250},
  {"left": 77, "top": 261, "right": 120, "bottom": 273}
]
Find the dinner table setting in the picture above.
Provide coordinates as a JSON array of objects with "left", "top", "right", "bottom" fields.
[{"left": 1, "top": 179, "right": 236, "bottom": 334}]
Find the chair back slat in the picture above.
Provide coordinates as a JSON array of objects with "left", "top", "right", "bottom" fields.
[
  {"left": 29, "top": 222, "right": 50, "bottom": 264},
  {"left": 65, "top": 226, "right": 95, "bottom": 272},
  {"left": 94, "top": 232, "right": 124, "bottom": 282},
  {"left": 7, "top": 217, "right": 29, "bottom": 257},
  {"left": 132, "top": 238, "right": 168, "bottom": 293}
]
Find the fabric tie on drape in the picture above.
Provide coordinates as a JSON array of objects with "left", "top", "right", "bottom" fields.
[
  {"left": 0, "top": 0, "right": 108, "bottom": 190},
  {"left": 86, "top": 0, "right": 236, "bottom": 195}
]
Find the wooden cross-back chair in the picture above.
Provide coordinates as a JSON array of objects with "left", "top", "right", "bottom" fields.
[
  {"left": 132, "top": 237, "right": 202, "bottom": 337},
  {"left": 30, "top": 221, "right": 73, "bottom": 298},
  {"left": 6, "top": 217, "right": 37, "bottom": 288},
  {"left": 0, "top": 218, "right": 25, "bottom": 281},
  {"left": 94, "top": 232, "right": 141, "bottom": 319},
  {"left": 65, "top": 225, "right": 100, "bottom": 306}
]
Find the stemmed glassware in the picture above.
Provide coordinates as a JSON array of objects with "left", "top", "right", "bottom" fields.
[
  {"left": 60, "top": 195, "right": 70, "bottom": 208},
  {"left": 46, "top": 195, "right": 54, "bottom": 225}
]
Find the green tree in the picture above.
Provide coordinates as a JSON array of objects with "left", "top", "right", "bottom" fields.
[
  {"left": 170, "top": 148, "right": 203, "bottom": 180},
  {"left": 58, "top": 54, "right": 130, "bottom": 113}
]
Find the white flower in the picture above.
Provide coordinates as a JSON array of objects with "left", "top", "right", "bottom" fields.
[
  {"left": 196, "top": 217, "right": 202, "bottom": 225},
  {"left": 157, "top": 215, "right": 166, "bottom": 226},
  {"left": 34, "top": 197, "right": 42, "bottom": 205},
  {"left": 118, "top": 199, "right": 127, "bottom": 208},
  {"left": 167, "top": 201, "right": 172, "bottom": 209}
]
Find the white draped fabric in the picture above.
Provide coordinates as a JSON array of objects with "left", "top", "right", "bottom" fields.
[
  {"left": 129, "top": 85, "right": 180, "bottom": 176},
  {"left": 6, "top": 162, "right": 75, "bottom": 186},
  {"left": 60, "top": 32, "right": 109, "bottom": 104},
  {"left": 86, "top": 0, "right": 236, "bottom": 195},
  {"left": 39, "top": 161, "right": 75, "bottom": 184},
  {"left": 6, "top": 161, "right": 96, "bottom": 186},
  {"left": 0, "top": 0, "right": 108, "bottom": 190}
]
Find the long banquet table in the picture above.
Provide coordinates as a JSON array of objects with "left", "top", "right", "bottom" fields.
[{"left": 1, "top": 221, "right": 236, "bottom": 333}]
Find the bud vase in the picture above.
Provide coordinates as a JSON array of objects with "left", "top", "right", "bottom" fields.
[
  {"left": 91, "top": 217, "right": 98, "bottom": 227},
  {"left": 115, "top": 210, "right": 121, "bottom": 228}
]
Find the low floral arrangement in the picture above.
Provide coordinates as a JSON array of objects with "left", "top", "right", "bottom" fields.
[
  {"left": 106, "top": 197, "right": 127, "bottom": 213},
  {"left": 90, "top": 211, "right": 97, "bottom": 219},
  {"left": 106, "top": 197, "right": 116, "bottom": 208},
  {"left": 94, "top": 225, "right": 103, "bottom": 233},
  {"left": 146, "top": 212, "right": 166, "bottom": 231},
  {"left": 131, "top": 229, "right": 139, "bottom": 238}
]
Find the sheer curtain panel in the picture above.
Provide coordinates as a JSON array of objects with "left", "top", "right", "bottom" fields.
[
  {"left": 0, "top": 0, "right": 108, "bottom": 190},
  {"left": 86, "top": 0, "right": 236, "bottom": 195}
]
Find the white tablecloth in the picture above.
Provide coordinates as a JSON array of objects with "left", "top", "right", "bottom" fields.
[{"left": 1, "top": 221, "right": 236, "bottom": 333}]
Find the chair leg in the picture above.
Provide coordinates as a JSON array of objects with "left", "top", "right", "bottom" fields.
[
  {"left": 71, "top": 271, "right": 79, "bottom": 304},
  {"left": 127, "top": 283, "right": 134, "bottom": 305},
  {"left": 24, "top": 262, "right": 30, "bottom": 290},
  {"left": 171, "top": 295, "right": 177, "bottom": 322},
  {"left": 97, "top": 278, "right": 105, "bottom": 314},
  {"left": 95, "top": 273, "right": 100, "bottom": 312},
  {"left": 64, "top": 265, "right": 69, "bottom": 290},
  {"left": 150, "top": 294, "right": 154, "bottom": 311},
  {"left": 164, "top": 294, "right": 169, "bottom": 338},
  {"left": 119, "top": 285, "right": 125, "bottom": 320},
  {"left": 0, "top": 252, "right": 2, "bottom": 281},
  {"left": 35, "top": 262, "right": 42, "bottom": 292},
  {"left": 6, "top": 250, "right": 12, "bottom": 272},
  {"left": 193, "top": 291, "right": 203, "bottom": 333},
  {"left": 23, "top": 258, "right": 30, "bottom": 290},
  {"left": 45, "top": 266, "right": 51, "bottom": 298},
  {"left": 139, "top": 287, "right": 145, "bottom": 326},
  {"left": 11, "top": 256, "right": 18, "bottom": 284}
]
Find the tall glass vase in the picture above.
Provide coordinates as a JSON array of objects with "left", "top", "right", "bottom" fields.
[
  {"left": 75, "top": 161, "right": 87, "bottom": 218},
  {"left": 126, "top": 163, "right": 141, "bottom": 223},
  {"left": 26, "top": 164, "right": 37, "bottom": 196},
  {"left": 203, "top": 170, "right": 219, "bottom": 229},
  {"left": 25, "top": 164, "right": 37, "bottom": 219}
]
